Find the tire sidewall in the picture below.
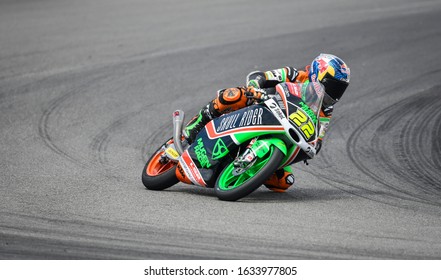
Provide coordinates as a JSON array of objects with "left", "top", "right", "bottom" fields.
[
  {"left": 142, "top": 140, "right": 179, "bottom": 190},
  {"left": 214, "top": 146, "right": 284, "bottom": 201}
]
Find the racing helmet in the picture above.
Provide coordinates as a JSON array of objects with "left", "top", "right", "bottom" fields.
[{"left": 309, "top": 53, "right": 350, "bottom": 107}]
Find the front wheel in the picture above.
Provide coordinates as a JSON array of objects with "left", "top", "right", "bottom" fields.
[
  {"left": 142, "top": 138, "right": 179, "bottom": 190},
  {"left": 215, "top": 145, "right": 284, "bottom": 201}
]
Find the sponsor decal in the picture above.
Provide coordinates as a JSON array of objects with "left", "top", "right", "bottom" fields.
[
  {"left": 165, "top": 147, "right": 179, "bottom": 160},
  {"left": 216, "top": 108, "right": 264, "bottom": 133},
  {"left": 212, "top": 139, "right": 229, "bottom": 160},
  {"left": 275, "top": 94, "right": 286, "bottom": 111},
  {"left": 238, "top": 108, "right": 264, "bottom": 126},
  {"left": 299, "top": 101, "right": 318, "bottom": 123},
  {"left": 194, "top": 138, "right": 211, "bottom": 168},
  {"left": 269, "top": 101, "right": 286, "bottom": 121},
  {"left": 177, "top": 163, "right": 186, "bottom": 179},
  {"left": 287, "top": 83, "right": 301, "bottom": 98},
  {"left": 180, "top": 151, "right": 206, "bottom": 187},
  {"left": 179, "top": 154, "right": 194, "bottom": 181},
  {"left": 217, "top": 113, "right": 240, "bottom": 132},
  {"left": 275, "top": 84, "right": 289, "bottom": 117}
]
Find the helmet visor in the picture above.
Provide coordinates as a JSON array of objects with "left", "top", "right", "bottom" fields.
[{"left": 321, "top": 73, "right": 349, "bottom": 103}]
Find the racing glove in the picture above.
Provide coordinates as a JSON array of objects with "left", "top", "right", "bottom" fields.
[{"left": 244, "top": 86, "right": 269, "bottom": 105}]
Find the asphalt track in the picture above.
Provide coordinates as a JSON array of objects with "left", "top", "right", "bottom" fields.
[{"left": 1, "top": 0, "right": 441, "bottom": 259}]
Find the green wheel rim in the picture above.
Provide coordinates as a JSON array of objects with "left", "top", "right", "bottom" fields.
[{"left": 218, "top": 146, "right": 274, "bottom": 191}]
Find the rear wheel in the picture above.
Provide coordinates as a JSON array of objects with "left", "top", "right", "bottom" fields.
[
  {"left": 215, "top": 145, "right": 284, "bottom": 201},
  {"left": 142, "top": 138, "right": 179, "bottom": 190}
]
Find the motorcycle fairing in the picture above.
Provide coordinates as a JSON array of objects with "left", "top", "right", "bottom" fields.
[
  {"left": 178, "top": 82, "right": 323, "bottom": 187},
  {"left": 178, "top": 105, "right": 286, "bottom": 187},
  {"left": 178, "top": 150, "right": 208, "bottom": 187}
]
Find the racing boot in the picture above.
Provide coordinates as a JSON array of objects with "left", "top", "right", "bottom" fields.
[
  {"left": 264, "top": 166, "right": 295, "bottom": 193},
  {"left": 183, "top": 105, "right": 214, "bottom": 144}
]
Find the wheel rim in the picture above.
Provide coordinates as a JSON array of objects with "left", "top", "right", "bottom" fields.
[
  {"left": 218, "top": 147, "right": 274, "bottom": 191},
  {"left": 146, "top": 151, "right": 175, "bottom": 176}
]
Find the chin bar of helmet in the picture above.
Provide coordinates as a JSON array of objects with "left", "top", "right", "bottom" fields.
[
  {"left": 172, "top": 110, "right": 185, "bottom": 156},
  {"left": 264, "top": 99, "right": 317, "bottom": 159}
]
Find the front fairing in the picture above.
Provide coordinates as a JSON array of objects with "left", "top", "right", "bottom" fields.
[
  {"left": 272, "top": 82, "right": 324, "bottom": 165},
  {"left": 275, "top": 82, "right": 324, "bottom": 143}
]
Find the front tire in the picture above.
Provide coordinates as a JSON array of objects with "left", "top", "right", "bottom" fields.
[
  {"left": 142, "top": 139, "right": 179, "bottom": 190},
  {"left": 215, "top": 145, "right": 284, "bottom": 201}
]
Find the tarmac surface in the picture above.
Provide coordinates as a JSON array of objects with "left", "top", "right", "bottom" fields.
[{"left": 1, "top": 0, "right": 441, "bottom": 259}]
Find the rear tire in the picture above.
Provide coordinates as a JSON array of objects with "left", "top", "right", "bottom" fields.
[
  {"left": 142, "top": 139, "right": 179, "bottom": 190},
  {"left": 215, "top": 146, "right": 284, "bottom": 201}
]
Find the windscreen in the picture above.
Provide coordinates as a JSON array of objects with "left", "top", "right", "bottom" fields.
[{"left": 300, "top": 82, "right": 325, "bottom": 120}]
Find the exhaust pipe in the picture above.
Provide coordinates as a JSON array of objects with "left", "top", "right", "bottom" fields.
[{"left": 172, "top": 110, "right": 185, "bottom": 155}]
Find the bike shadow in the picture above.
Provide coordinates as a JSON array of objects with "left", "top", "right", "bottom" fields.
[
  {"left": 242, "top": 186, "right": 350, "bottom": 204},
  {"left": 160, "top": 184, "right": 351, "bottom": 203}
]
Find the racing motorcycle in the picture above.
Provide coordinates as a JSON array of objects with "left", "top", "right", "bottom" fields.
[{"left": 142, "top": 82, "right": 324, "bottom": 201}]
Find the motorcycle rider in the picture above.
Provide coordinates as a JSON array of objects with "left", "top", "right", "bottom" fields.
[{"left": 183, "top": 53, "right": 350, "bottom": 192}]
